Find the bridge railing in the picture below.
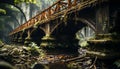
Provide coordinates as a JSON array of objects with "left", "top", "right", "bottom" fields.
[{"left": 9, "top": 0, "right": 96, "bottom": 35}]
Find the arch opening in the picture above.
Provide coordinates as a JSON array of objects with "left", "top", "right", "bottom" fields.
[{"left": 76, "top": 26, "right": 95, "bottom": 47}]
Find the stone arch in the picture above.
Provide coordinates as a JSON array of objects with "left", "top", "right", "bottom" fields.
[
  {"left": 74, "top": 18, "right": 96, "bottom": 47},
  {"left": 49, "top": 17, "right": 96, "bottom": 48},
  {"left": 75, "top": 17, "right": 96, "bottom": 33},
  {"left": 51, "top": 17, "right": 96, "bottom": 37}
]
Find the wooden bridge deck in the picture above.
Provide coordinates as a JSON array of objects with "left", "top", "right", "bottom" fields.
[{"left": 9, "top": 0, "right": 105, "bottom": 35}]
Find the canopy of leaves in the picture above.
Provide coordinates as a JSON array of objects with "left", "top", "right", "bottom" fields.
[
  {"left": 14, "top": 0, "right": 37, "bottom": 4},
  {"left": 0, "top": 0, "right": 36, "bottom": 4}
]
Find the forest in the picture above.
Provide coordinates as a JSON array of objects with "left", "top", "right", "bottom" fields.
[{"left": 0, "top": 0, "right": 120, "bottom": 69}]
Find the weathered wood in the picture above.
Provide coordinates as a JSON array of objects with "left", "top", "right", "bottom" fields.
[
  {"left": 88, "top": 39, "right": 120, "bottom": 43},
  {"left": 9, "top": 0, "right": 104, "bottom": 35},
  {"left": 64, "top": 56, "right": 85, "bottom": 62},
  {"left": 86, "top": 50, "right": 120, "bottom": 59},
  {"left": 87, "top": 35, "right": 120, "bottom": 59}
]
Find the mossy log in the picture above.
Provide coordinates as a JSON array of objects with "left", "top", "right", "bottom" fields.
[
  {"left": 86, "top": 50, "right": 120, "bottom": 59},
  {"left": 86, "top": 39, "right": 120, "bottom": 59}
]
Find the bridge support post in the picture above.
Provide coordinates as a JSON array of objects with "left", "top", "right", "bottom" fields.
[
  {"left": 40, "top": 34, "right": 56, "bottom": 48},
  {"left": 40, "top": 23, "right": 57, "bottom": 48},
  {"left": 24, "top": 28, "right": 36, "bottom": 45},
  {"left": 18, "top": 31, "right": 24, "bottom": 43},
  {"left": 13, "top": 33, "right": 19, "bottom": 43},
  {"left": 24, "top": 30, "right": 31, "bottom": 45},
  {"left": 10, "top": 35, "right": 15, "bottom": 43},
  {"left": 96, "top": 5, "right": 109, "bottom": 34}
]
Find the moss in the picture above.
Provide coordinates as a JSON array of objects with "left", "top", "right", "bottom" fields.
[
  {"left": 80, "top": 41, "right": 89, "bottom": 48},
  {"left": 0, "top": 8, "right": 6, "bottom": 14},
  {"left": 0, "top": 40, "right": 4, "bottom": 47},
  {"left": 29, "top": 42, "right": 46, "bottom": 57}
]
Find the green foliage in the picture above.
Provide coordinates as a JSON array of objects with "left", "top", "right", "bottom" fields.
[
  {"left": 0, "top": 40, "right": 4, "bottom": 46},
  {"left": 0, "top": 43, "right": 47, "bottom": 66},
  {"left": 14, "top": 0, "right": 37, "bottom": 4},
  {"left": 0, "top": 8, "right": 6, "bottom": 14},
  {"left": 29, "top": 42, "right": 46, "bottom": 57},
  {"left": 67, "top": 62, "right": 78, "bottom": 69},
  {"left": 80, "top": 41, "right": 89, "bottom": 47}
]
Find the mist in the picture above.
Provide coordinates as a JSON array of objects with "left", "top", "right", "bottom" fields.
[{"left": 0, "top": 0, "right": 57, "bottom": 43}]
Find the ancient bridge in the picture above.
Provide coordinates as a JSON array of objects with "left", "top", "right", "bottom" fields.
[{"left": 9, "top": 0, "right": 119, "bottom": 49}]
